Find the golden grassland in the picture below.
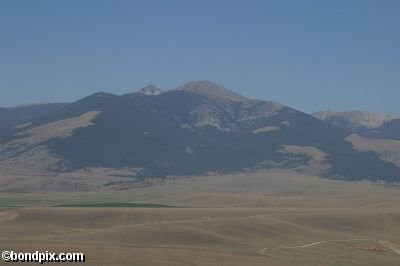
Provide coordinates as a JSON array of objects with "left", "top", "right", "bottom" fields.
[{"left": 0, "top": 170, "right": 400, "bottom": 265}]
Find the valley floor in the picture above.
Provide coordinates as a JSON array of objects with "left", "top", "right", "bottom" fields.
[{"left": 0, "top": 170, "right": 400, "bottom": 265}]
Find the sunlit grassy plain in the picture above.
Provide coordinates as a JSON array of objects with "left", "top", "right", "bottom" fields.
[{"left": 1, "top": 169, "right": 399, "bottom": 265}]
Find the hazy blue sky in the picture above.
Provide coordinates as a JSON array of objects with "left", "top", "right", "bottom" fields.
[{"left": 1, "top": 0, "right": 399, "bottom": 114}]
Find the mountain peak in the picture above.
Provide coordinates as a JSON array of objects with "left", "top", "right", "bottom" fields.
[
  {"left": 175, "top": 80, "right": 248, "bottom": 102},
  {"left": 313, "top": 109, "right": 398, "bottom": 128},
  {"left": 139, "top": 85, "right": 162, "bottom": 95},
  {"left": 91, "top": 91, "right": 117, "bottom": 98}
]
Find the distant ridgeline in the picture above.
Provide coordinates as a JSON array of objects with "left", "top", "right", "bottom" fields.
[{"left": 1, "top": 81, "right": 399, "bottom": 182}]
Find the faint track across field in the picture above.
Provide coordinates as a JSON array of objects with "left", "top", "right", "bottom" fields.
[
  {"left": 379, "top": 240, "right": 400, "bottom": 255},
  {"left": 258, "top": 238, "right": 394, "bottom": 256}
]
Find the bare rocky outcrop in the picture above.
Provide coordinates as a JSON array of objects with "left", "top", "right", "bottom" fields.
[
  {"left": 139, "top": 85, "right": 163, "bottom": 96},
  {"left": 313, "top": 110, "right": 397, "bottom": 129}
]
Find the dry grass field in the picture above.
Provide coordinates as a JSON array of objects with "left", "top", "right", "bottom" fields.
[
  {"left": 347, "top": 134, "right": 400, "bottom": 167},
  {"left": 1, "top": 170, "right": 400, "bottom": 265}
]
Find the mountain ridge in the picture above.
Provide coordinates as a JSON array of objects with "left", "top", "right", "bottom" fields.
[
  {"left": 313, "top": 109, "right": 400, "bottom": 140},
  {"left": 313, "top": 109, "right": 397, "bottom": 128},
  {"left": 0, "top": 103, "right": 66, "bottom": 129},
  {"left": 175, "top": 81, "right": 248, "bottom": 103},
  {"left": 1, "top": 81, "right": 399, "bottom": 191}
]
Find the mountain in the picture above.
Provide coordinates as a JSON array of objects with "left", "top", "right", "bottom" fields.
[
  {"left": 1, "top": 82, "right": 400, "bottom": 191},
  {"left": 369, "top": 119, "right": 400, "bottom": 140},
  {"left": 313, "top": 110, "right": 400, "bottom": 140},
  {"left": 138, "top": 85, "right": 163, "bottom": 95},
  {"left": 313, "top": 110, "right": 396, "bottom": 129},
  {"left": 0, "top": 103, "right": 66, "bottom": 128},
  {"left": 175, "top": 81, "right": 248, "bottom": 103}
]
